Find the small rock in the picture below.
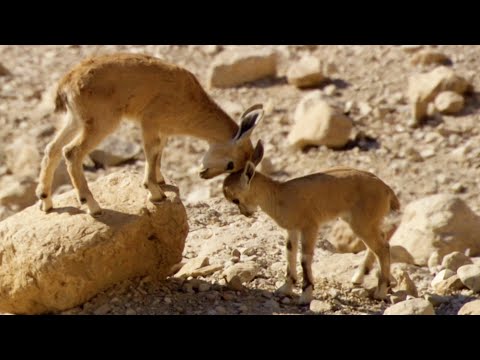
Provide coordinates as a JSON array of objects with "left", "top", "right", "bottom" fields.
[
  {"left": 125, "top": 308, "right": 137, "bottom": 315},
  {"left": 358, "top": 102, "right": 373, "bottom": 117},
  {"left": 411, "top": 50, "right": 451, "bottom": 66},
  {"left": 457, "top": 264, "right": 480, "bottom": 292},
  {"left": 208, "top": 49, "right": 277, "bottom": 88},
  {"left": 434, "top": 91, "right": 464, "bottom": 114},
  {"left": 164, "top": 297, "right": 172, "bottom": 304},
  {"left": 281, "top": 297, "right": 291, "bottom": 304},
  {"left": 215, "top": 306, "right": 227, "bottom": 315},
  {"left": 198, "top": 283, "right": 211, "bottom": 292},
  {"left": 383, "top": 298, "right": 435, "bottom": 315},
  {"left": 0, "top": 62, "right": 11, "bottom": 76},
  {"left": 323, "top": 84, "right": 337, "bottom": 96},
  {"left": 238, "top": 304, "right": 248, "bottom": 313},
  {"left": 393, "top": 270, "right": 418, "bottom": 298},
  {"left": 424, "top": 293, "right": 449, "bottom": 306},
  {"left": 434, "top": 275, "right": 465, "bottom": 295},
  {"left": 174, "top": 257, "right": 210, "bottom": 278},
  {"left": 351, "top": 287, "right": 369, "bottom": 298},
  {"left": 223, "top": 262, "right": 259, "bottom": 284},
  {"left": 431, "top": 269, "right": 456, "bottom": 288},
  {"left": 458, "top": 299, "right": 480, "bottom": 315},
  {"left": 226, "top": 275, "right": 245, "bottom": 291},
  {"left": 286, "top": 55, "right": 326, "bottom": 88},
  {"left": 231, "top": 249, "right": 241, "bottom": 258},
  {"left": 190, "top": 264, "right": 224, "bottom": 278},
  {"left": 288, "top": 91, "right": 352, "bottom": 149},
  {"left": 93, "top": 303, "right": 111, "bottom": 315},
  {"left": 309, "top": 300, "right": 332, "bottom": 313},
  {"left": 441, "top": 251, "right": 473, "bottom": 272},
  {"left": 401, "top": 45, "right": 424, "bottom": 53},
  {"left": 242, "top": 247, "right": 257, "bottom": 257}
]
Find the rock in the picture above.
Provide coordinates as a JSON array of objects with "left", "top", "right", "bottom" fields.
[
  {"left": 434, "top": 91, "right": 464, "bottom": 114},
  {"left": 242, "top": 247, "right": 257, "bottom": 257},
  {"left": 0, "top": 170, "right": 188, "bottom": 314},
  {"left": 441, "top": 251, "right": 473, "bottom": 272},
  {"left": 226, "top": 275, "right": 244, "bottom": 291},
  {"left": 174, "top": 257, "right": 209, "bottom": 278},
  {"left": 93, "top": 303, "right": 111, "bottom": 315},
  {"left": 433, "top": 275, "right": 465, "bottom": 295},
  {"left": 223, "top": 262, "right": 259, "bottom": 284},
  {"left": 383, "top": 298, "right": 435, "bottom": 315},
  {"left": 189, "top": 264, "right": 223, "bottom": 278},
  {"left": 288, "top": 92, "right": 352, "bottom": 149},
  {"left": 89, "top": 136, "right": 142, "bottom": 167},
  {"left": 351, "top": 287, "right": 369, "bottom": 298},
  {"left": 424, "top": 293, "right": 449, "bottom": 307},
  {"left": 286, "top": 56, "right": 326, "bottom": 88},
  {"left": 208, "top": 49, "right": 277, "bottom": 88},
  {"left": 125, "top": 308, "right": 137, "bottom": 315},
  {"left": 410, "top": 50, "right": 451, "bottom": 66},
  {"left": 0, "top": 176, "right": 37, "bottom": 211},
  {"left": 0, "top": 62, "right": 11, "bottom": 76},
  {"left": 401, "top": 45, "right": 424, "bottom": 53},
  {"left": 458, "top": 300, "right": 480, "bottom": 315},
  {"left": 407, "top": 66, "right": 471, "bottom": 125},
  {"left": 197, "top": 283, "right": 211, "bottom": 292},
  {"left": 457, "top": 264, "right": 480, "bottom": 292},
  {"left": 5, "top": 136, "right": 41, "bottom": 178},
  {"left": 323, "top": 84, "right": 337, "bottom": 96},
  {"left": 392, "top": 269, "right": 418, "bottom": 298},
  {"left": 431, "top": 269, "right": 456, "bottom": 288},
  {"left": 390, "top": 194, "right": 480, "bottom": 266},
  {"left": 328, "top": 219, "right": 365, "bottom": 253},
  {"left": 309, "top": 300, "right": 332, "bottom": 313}
]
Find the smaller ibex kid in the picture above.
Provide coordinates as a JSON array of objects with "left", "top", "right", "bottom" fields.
[{"left": 223, "top": 141, "right": 399, "bottom": 304}]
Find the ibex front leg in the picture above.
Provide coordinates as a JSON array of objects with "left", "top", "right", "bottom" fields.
[
  {"left": 298, "top": 226, "right": 318, "bottom": 305},
  {"left": 276, "top": 230, "right": 299, "bottom": 297},
  {"left": 142, "top": 127, "right": 166, "bottom": 202}
]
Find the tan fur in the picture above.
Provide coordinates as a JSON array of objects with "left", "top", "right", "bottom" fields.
[
  {"left": 36, "top": 53, "right": 263, "bottom": 215},
  {"left": 223, "top": 142, "right": 399, "bottom": 304}
]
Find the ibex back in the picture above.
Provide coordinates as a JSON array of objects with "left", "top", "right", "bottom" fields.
[
  {"left": 223, "top": 141, "right": 399, "bottom": 304},
  {"left": 36, "top": 53, "right": 264, "bottom": 215}
]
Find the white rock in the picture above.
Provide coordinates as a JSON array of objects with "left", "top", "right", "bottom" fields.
[
  {"left": 286, "top": 56, "right": 326, "bottom": 88},
  {"left": 457, "top": 264, "right": 480, "bottom": 292},
  {"left": 434, "top": 91, "right": 464, "bottom": 114},
  {"left": 440, "top": 251, "right": 473, "bottom": 272},
  {"left": 390, "top": 194, "right": 480, "bottom": 266},
  {"left": 458, "top": 300, "right": 480, "bottom": 315},
  {"left": 208, "top": 49, "right": 277, "bottom": 88},
  {"left": 407, "top": 66, "right": 471, "bottom": 125},
  {"left": 383, "top": 298, "right": 435, "bottom": 315},
  {"left": 288, "top": 92, "right": 352, "bottom": 149},
  {"left": 431, "top": 269, "right": 456, "bottom": 288}
]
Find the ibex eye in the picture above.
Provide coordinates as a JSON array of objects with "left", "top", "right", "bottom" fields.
[
  {"left": 232, "top": 199, "right": 240, "bottom": 205},
  {"left": 226, "top": 161, "right": 234, "bottom": 170}
]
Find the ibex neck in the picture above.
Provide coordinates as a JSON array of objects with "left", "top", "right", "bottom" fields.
[
  {"left": 250, "top": 172, "right": 282, "bottom": 220},
  {"left": 187, "top": 101, "right": 238, "bottom": 143}
]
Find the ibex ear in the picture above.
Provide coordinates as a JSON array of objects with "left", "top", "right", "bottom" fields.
[
  {"left": 251, "top": 140, "right": 264, "bottom": 166},
  {"left": 233, "top": 104, "right": 264, "bottom": 142},
  {"left": 240, "top": 161, "right": 256, "bottom": 188}
]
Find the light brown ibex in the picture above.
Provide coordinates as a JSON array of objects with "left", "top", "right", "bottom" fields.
[
  {"left": 36, "top": 53, "right": 264, "bottom": 215},
  {"left": 223, "top": 141, "right": 399, "bottom": 304}
]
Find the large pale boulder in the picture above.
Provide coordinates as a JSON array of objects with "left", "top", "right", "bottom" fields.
[
  {"left": 286, "top": 56, "right": 326, "bottom": 88},
  {"left": 0, "top": 170, "right": 188, "bottom": 314},
  {"left": 390, "top": 194, "right": 480, "bottom": 266}
]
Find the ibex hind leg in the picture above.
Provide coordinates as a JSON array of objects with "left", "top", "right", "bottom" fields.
[{"left": 36, "top": 111, "right": 79, "bottom": 212}]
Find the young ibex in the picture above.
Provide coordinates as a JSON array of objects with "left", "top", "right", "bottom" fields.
[
  {"left": 36, "top": 53, "right": 264, "bottom": 215},
  {"left": 223, "top": 141, "right": 400, "bottom": 304}
]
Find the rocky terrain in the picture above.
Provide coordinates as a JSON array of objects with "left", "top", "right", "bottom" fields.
[{"left": 1, "top": 45, "right": 480, "bottom": 315}]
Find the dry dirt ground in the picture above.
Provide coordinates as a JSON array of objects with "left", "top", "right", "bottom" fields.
[{"left": 1, "top": 45, "right": 479, "bottom": 315}]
